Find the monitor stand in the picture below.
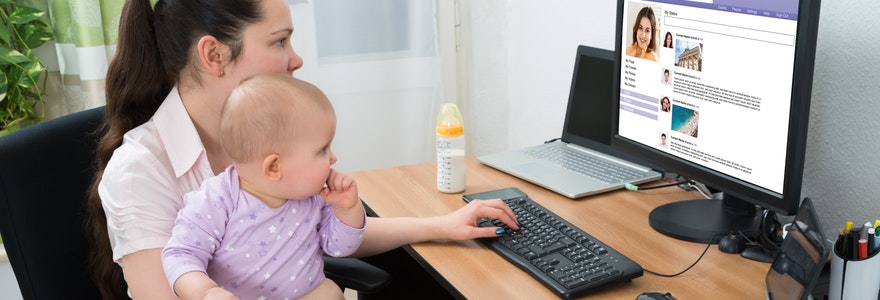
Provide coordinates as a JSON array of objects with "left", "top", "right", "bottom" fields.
[{"left": 648, "top": 195, "right": 759, "bottom": 244}]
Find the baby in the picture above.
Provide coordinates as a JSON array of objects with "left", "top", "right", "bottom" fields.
[{"left": 162, "top": 74, "right": 365, "bottom": 300}]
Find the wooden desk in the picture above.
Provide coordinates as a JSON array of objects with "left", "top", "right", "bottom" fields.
[{"left": 350, "top": 158, "right": 769, "bottom": 299}]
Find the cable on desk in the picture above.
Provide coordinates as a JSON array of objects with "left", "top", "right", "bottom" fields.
[
  {"left": 624, "top": 178, "right": 685, "bottom": 191},
  {"left": 641, "top": 233, "right": 726, "bottom": 277},
  {"left": 643, "top": 242, "right": 711, "bottom": 277},
  {"left": 634, "top": 176, "right": 719, "bottom": 277},
  {"left": 624, "top": 174, "right": 691, "bottom": 192},
  {"left": 626, "top": 176, "right": 715, "bottom": 200}
]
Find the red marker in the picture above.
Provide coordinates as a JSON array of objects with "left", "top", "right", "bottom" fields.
[{"left": 859, "top": 238, "right": 868, "bottom": 259}]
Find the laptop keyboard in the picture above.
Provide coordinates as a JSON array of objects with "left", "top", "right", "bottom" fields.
[
  {"left": 524, "top": 144, "right": 645, "bottom": 183},
  {"left": 475, "top": 195, "right": 643, "bottom": 298}
]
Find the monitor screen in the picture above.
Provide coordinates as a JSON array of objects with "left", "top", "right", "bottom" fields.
[{"left": 612, "top": 0, "right": 821, "bottom": 244}]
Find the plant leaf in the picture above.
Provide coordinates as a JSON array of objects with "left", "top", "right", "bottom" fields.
[
  {"left": 7, "top": 6, "right": 45, "bottom": 25},
  {"left": 0, "top": 27, "right": 10, "bottom": 47},
  {"left": 16, "top": 61, "right": 41, "bottom": 88},
  {"left": 20, "top": 23, "right": 53, "bottom": 49},
  {"left": 0, "top": 45, "right": 28, "bottom": 65},
  {"left": 0, "top": 0, "right": 14, "bottom": 5},
  {"left": 0, "top": 68, "right": 7, "bottom": 103},
  {"left": 7, "top": 64, "right": 24, "bottom": 89}
]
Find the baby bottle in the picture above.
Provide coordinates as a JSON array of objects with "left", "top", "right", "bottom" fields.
[{"left": 436, "top": 103, "right": 466, "bottom": 193}]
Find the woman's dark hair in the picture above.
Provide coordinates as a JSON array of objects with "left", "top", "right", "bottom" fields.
[
  {"left": 630, "top": 6, "right": 657, "bottom": 53},
  {"left": 85, "top": 0, "right": 263, "bottom": 298},
  {"left": 664, "top": 32, "right": 673, "bottom": 48}
]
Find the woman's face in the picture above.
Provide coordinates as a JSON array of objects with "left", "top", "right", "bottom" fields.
[
  {"left": 665, "top": 33, "right": 672, "bottom": 46},
  {"left": 228, "top": 0, "right": 303, "bottom": 82},
  {"left": 637, "top": 16, "right": 653, "bottom": 49}
]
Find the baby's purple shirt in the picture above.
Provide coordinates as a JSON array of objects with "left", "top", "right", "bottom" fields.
[{"left": 162, "top": 166, "right": 364, "bottom": 299}]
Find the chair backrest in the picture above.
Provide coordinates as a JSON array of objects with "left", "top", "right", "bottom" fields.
[{"left": 0, "top": 107, "right": 105, "bottom": 299}]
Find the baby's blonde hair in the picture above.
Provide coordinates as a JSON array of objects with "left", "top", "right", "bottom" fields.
[{"left": 220, "top": 74, "right": 334, "bottom": 163}]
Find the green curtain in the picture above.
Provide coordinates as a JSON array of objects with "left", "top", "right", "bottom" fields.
[{"left": 23, "top": 0, "right": 123, "bottom": 120}]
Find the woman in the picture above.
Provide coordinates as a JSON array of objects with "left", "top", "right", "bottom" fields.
[
  {"left": 85, "top": 0, "right": 518, "bottom": 298},
  {"left": 664, "top": 31, "right": 673, "bottom": 48},
  {"left": 626, "top": 6, "right": 658, "bottom": 61}
]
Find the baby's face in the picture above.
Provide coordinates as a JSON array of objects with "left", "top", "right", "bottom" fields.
[{"left": 274, "top": 110, "right": 338, "bottom": 200}]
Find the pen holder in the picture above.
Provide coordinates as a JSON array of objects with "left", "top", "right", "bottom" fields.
[{"left": 828, "top": 240, "right": 880, "bottom": 300}]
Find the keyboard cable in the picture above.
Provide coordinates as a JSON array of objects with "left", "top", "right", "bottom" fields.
[
  {"left": 627, "top": 176, "right": 721, "bottom": 277},
  {"left": 642, "top": 237, "right": 716, "bottom": 277}
]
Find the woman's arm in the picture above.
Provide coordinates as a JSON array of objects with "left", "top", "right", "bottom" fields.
[
  {"left": 352, "top": 199, "right": 518, "bottom": 257},
  {"left": 123, "top": 250, "right": 234, "bottom": 300},
  {"left": 121, "top": 249, "right": 177, "bottom": 299}
]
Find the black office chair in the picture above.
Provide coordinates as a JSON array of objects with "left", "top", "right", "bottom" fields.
[{"left": 0, "top": 106, "right": 389, "bottom": 299}]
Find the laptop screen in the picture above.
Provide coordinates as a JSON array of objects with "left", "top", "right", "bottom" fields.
[{"left": 561, "top": 45, "right": 615, "bottom": 148}]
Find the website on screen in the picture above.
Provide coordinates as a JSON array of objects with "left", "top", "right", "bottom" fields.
[{"left": 617, "top": 0, "right": 800, "bottom": 194}]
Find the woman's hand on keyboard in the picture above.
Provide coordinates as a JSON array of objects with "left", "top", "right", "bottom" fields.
[{"left": 435, "top": 199, "right": 520, "bottom": 240}]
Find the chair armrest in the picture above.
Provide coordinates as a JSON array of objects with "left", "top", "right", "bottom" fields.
[{"left": 323, "top": 257, "right": 391, "bottom": 293}]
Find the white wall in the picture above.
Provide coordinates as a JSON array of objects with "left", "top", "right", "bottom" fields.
[
  {"left": 459, "top": 0, "right": 880, "bottom": 242},
  {"left": 289, "top": 1, "right": 444, "bottom": 173},
  {"left": 461, "top": 1, "right": 617, "bottom": 157}
]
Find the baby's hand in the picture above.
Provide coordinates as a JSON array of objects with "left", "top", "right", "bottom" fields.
[
  {"left": 321, "top": 169, "right": 364, "bottom": 228},
  {"left": 321, "top": 168, "right": 359, "bottom": 209}
]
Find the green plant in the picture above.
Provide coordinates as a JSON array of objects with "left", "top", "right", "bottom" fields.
[{"left": 0, "top": 0, "right": 52, "bottom": 135}]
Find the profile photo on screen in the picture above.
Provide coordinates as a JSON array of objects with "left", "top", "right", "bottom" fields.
[
  {"left": 661, "top": 69, "right": 671, "bottom": 85},
  {"left": 664, "top": 32, "right": 673, "bottom": 49},
  {"left": 660, "top": 96, "right": 671, "bottom": 112},
  {"left": 625, "top": 6, "right": 658, "bottom": 62}
]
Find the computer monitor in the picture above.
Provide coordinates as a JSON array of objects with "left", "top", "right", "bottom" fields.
[{"left": 611, "top": 0, "right": 821, "bottom": 247}]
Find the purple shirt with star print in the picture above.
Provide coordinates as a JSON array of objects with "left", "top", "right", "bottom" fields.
[{"left": 162, "top": 166, "right": 365, "bottom": 299}]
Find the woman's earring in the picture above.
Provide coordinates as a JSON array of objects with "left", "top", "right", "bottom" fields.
[{"left": 219, "top": 69, "right": 225, "bottom": 78}]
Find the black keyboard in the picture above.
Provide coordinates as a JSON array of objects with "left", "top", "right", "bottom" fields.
[{"left": 463, "top": 188, "right": 643, "bottom": 299}]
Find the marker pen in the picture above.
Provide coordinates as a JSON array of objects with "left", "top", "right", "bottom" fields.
[
  {"left": 845, "top": 221, "right": 853, "bottom": 234},
  {"left": 850, "top": 227, "right": 861, "bottom": 259},
  {"left": 874, "top": 228, "right": 880, "bottom": 254},
  {"left": 836, "top": 228, "right": 847, "bottom": 258},
  {"left": 869, "top": 227, "right": 877, "bottom": 255},
  {"left": 859, "top": 239, "right": 868, "bottom": 259}
]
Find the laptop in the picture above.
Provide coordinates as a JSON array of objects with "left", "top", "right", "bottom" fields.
[{"left": 477, "top": 45, "right": 661, "bottom": 198}]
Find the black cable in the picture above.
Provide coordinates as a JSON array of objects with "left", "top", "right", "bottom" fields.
[
  {"left": 643, "top": 234, "right": 729, "bottom": 277},
  {"left": 543, "top": 137, "right": 561, "bottom": 144}
]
